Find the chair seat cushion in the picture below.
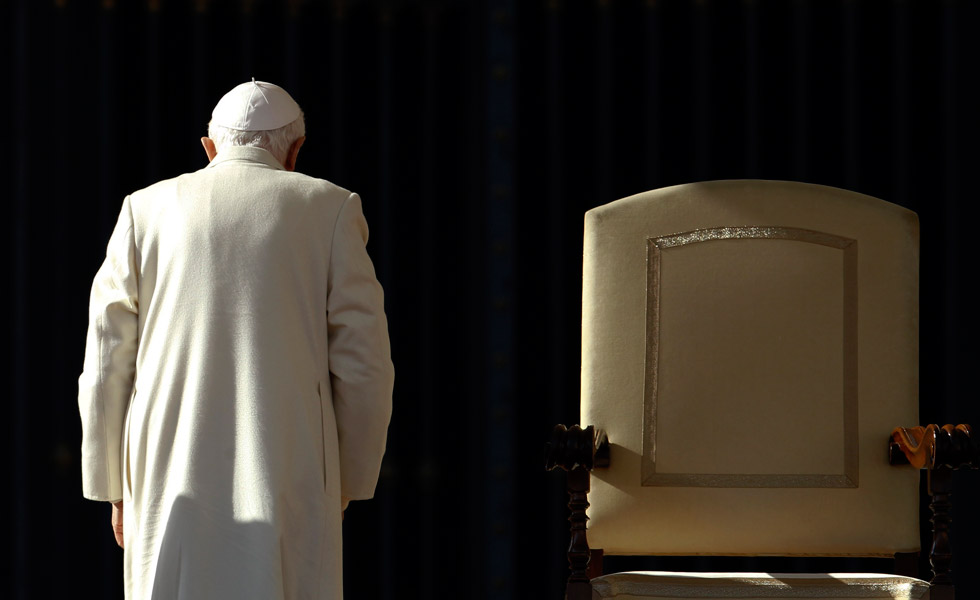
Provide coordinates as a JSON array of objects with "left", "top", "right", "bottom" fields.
[{"left": 591, "top": 572, "right": 930, "bottom": 599}]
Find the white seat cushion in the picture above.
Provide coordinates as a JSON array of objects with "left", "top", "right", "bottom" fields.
[{"left": 591, "top": 572, "right": 930, "bottom": 599}]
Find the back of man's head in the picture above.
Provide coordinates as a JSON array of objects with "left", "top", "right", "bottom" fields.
[{"left": 207, "top": 79, "right": 305, "bottom": 166}]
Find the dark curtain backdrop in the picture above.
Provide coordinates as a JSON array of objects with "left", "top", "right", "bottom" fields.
[{"left": 6, "top": 0, "right": 979, "bottom": 598}]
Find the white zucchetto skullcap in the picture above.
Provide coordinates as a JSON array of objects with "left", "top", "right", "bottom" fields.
[{"left": 210, "top": 78, "right": 301, "bottom": 131}]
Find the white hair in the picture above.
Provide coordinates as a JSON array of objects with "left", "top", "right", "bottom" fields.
[{"left": 207, "top": 113, "right": 306, "bottom": 165}]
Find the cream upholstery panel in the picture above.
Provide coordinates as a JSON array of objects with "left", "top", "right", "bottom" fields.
[
  {"left": 582, "top": 180, "right": 919, "bottom": 556},
  {"left": 591, "top": 572, "right": 930, "bottom": 599}
]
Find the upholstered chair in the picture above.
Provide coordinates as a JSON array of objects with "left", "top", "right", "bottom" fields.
[{"left": 546, "top": 181, "right": 977, "bottom": 600}]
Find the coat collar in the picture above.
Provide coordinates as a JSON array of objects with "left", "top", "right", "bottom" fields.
[{"left": 205, "top": 146, "right": 285, "bottom": 171}]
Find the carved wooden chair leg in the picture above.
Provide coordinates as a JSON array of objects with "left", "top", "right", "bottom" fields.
[
  {"left": 566, "top": 465, "right": 592, "bottom": 600},
  {"left": 546, "top": 424, "right": 608, "bottom": 600},
  {"left": 927, "top": 468, "right": 954, "bottom": 600}
]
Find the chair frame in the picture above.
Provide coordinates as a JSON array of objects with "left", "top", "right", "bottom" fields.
[{"left": 546, "top": 423, "right": 978, "bottom": 600}]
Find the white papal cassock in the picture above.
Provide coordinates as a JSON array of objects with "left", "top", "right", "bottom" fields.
[{"left": 78, "top": 146, "right": 394, "bottom": 600}]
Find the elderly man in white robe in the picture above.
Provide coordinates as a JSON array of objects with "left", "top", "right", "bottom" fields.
[{"left": 78, "top": 80, "right": 394, "bottom": 599}]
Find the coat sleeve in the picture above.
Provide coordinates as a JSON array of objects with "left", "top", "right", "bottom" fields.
[
  {"left": 78, "top": 196, "right": 139, "bottom": 503},
  {"left": 326, "top": 192, "right": 395, "bottom": 501}
]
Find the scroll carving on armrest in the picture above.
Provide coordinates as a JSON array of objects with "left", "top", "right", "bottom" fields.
[
  {"left": 545, "top": 424, "right": 610, "bottom": 472},
  {"left": 889, "top": 424, "right": 978, "bottom": 469}
]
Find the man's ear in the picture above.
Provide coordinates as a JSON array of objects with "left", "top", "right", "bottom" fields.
[
  {"left": 200, "top": 137, "right": 218, "bottom": 162},
  {"left": 284, "top": 136, "right": 305, "bottom": 172}
]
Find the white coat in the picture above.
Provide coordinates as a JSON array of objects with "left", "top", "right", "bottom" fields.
[{"left": 78, "top": 146, "right": 394, "bottom": 599}]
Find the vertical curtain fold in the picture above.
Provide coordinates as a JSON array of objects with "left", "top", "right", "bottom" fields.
[
  {"left": 743, "top": 0, "right": 759, "bottom": 176},
  {"left": 417, "top": 7, "right": 438, "bottom": 598},
  {"left": 792, "top": 0, "right": 809, "bottom": 179},
  {"left": 595, "top": 0, "right": 613, "bottom": 201},
  {"left": 693, "top": 0, "right": 710, "bottom": 179},
  {"left": 545, "top": 1, "right": 570, "bottom": 591},
  {"left": 841, "top": 0, "right": 858, "bottom": 190},
  {"left": 375, "top": 9, "right": 395, "bottom": 598},
  {"left": 485, "top": 0, "right": 517, "bottom": 597},
  {"left": 11, "top": 1, "right": 31, "bottom": 599}
]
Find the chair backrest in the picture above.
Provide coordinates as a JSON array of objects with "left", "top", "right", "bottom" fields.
[{"left": 582, "top": 180, "right": 920, "bottom": 557}]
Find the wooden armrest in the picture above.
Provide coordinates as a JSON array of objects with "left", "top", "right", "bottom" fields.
[
  {"left": 888, "top": 424, "right": 978, "bottom": 469},
  {"left": 888, "top": 423, "right": 977, "bottom": 598},
  {"left": 545, "top": 424, "right": 609, "bottom": 472}
]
